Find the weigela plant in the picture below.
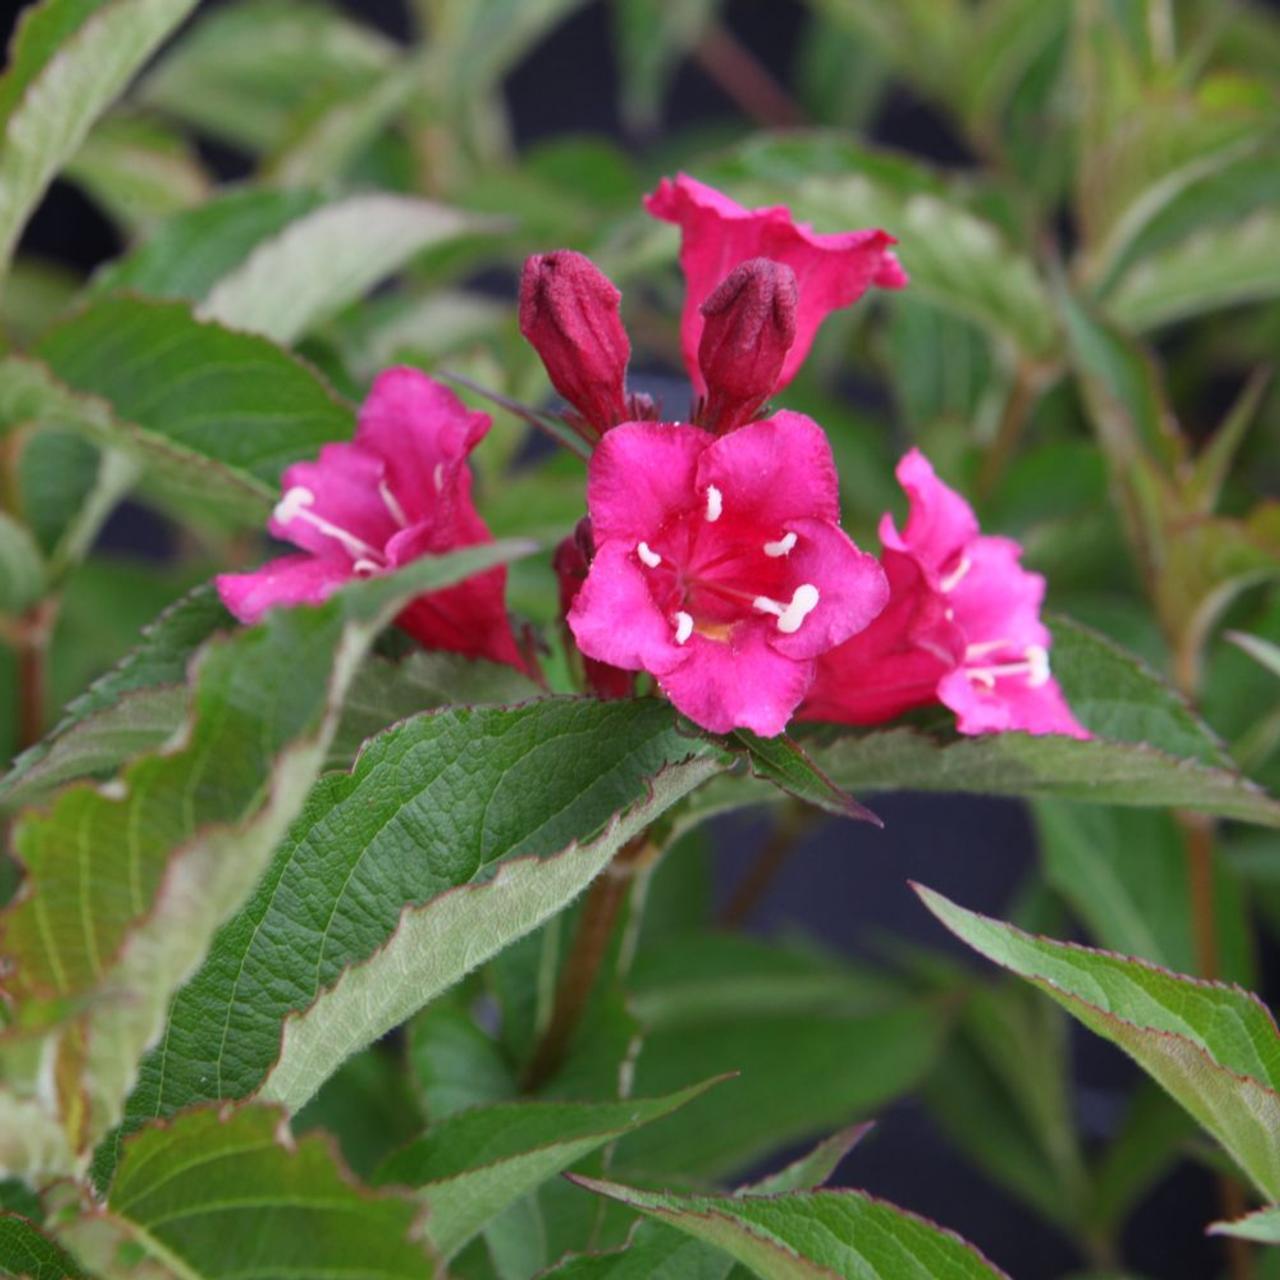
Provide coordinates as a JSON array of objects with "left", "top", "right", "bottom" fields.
[{"left": 3, "top": 4, "right": 1279, "bottom": 1277}]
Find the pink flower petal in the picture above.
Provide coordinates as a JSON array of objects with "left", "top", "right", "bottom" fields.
[
  {"left": 799, "top": 547, "right": 964, "bottom": 724},
  {"left": 658, "top": 623, "right": 812, "bottom": 737},
  {"left": 765, "top": 517, "right": 888, "bottom": 661},
  {"left": 938, "top": 668, "right": 1090, "bottom": 739},
  {"left": 587, "top": 422, "right": 713, "bottom": 544},
  {"left": 882, "top": 448, "right": 980, "bottom": 576},
  {"left": 645, "top": 173, "right": 905, "bottom": 393},
  {"left": 696, "top": 412, "right": 841, "bottom": 528},
  {"left": 397, "top": 572, "right": 525, "bottom": 670},
  {"left": 216, "top": 554, "right": 351, "bottom": 623},
  {"left": 271, "top": 443, "right": 396, "bottom": 559},
  {"left": 356, "top": 366, "right": 490, "bottom": 525},
  {"left": 948, "top": 535, "right": 1049, "bottom": 651},
  {"left": 568, "top": 540, "right": 687, "bottom": 676}
]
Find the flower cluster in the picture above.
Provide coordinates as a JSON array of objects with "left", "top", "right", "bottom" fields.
[{"left": 219, "top": 175, "right": 1086, "bottom": 743}]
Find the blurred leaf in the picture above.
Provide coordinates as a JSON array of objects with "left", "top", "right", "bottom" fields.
[
  {"left": 0, "top": 257, "right": 79, "bottom": 347},
  {"left": 0, "top": 1213, "right": 86, "bottom": 1279},
  {"left": 1184, "top": 366, "right": 1272, "bottom": 515},
  {"left": 198, "top": 193, "right": 495, "bottom": 344},
  {"left": 570, "top": 1177, "right": 1012, "bottom": 1280},
  {"left": 293, "top": 1046, "right": 425, "bottom": 1181},
  {"left": 794, "top": 11, "right": 887, "bottom": 130},
  {"left": 91, "top": 186, "right": 325, "bottom": 301},
  {"left": 0, "top": 0, "right": 199, "bottom": 273},
  {"left": 1035, "top": 800, "right": 1253, "bottom": 983},
  {"left": 1108, "top": 211, "right": 1280, "bottom": 331},
  {"left": 104, "top": 1105, "right": 432, "bottom": 1277},
  {"left": 64, "top": 111, "right": 209, "bottom": 236},
  {"left": 375, "top": 1080, "right": 723, "bottom": 1259},
  {"left": 1230, "top": 629, "right": 1280, "bottom": 683},
  {"left": 918, "top": 886, "right": 1280, "bottom": 1201},
  {"left": 539, "top": 1218, "right": 734, "bottom": 1280},
  {"left": 1210, "top": 1205, "right": 1280, "bottom": 1243},
  {"left": 616, "top": 935, "right": 942, "bottom": 1178},
  {"left": 101, "top": 698, "right": 726, "bottom": 1184},
  {"left": 612, "top": 0, "right": 720, "bottom": 132},
  {"left": 408, "top": 1000, "right": 518, "bottom": 1120},
  {"left": 1085, "top": 1082, "right": 1196, "bottom": 1237},
  {"left": 137, "top": 0, "right": 397, "bottom": 151},
  {"left": 0, "top": 511, "right": 44, "bottom": 614}
]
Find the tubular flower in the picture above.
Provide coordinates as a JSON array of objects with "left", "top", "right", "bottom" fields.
[
  {"left": 553, "top": 519, "right": 635, "bottom": 700},
  {"left": 567, "top": 412, "right": 888, "bottom": 737},
  {"left": 802, "top": 450, "right": 1088, "bottom": 738},
  {"left": 644, "top": 173, "right": 908, "bottom": 397},
  {"left": 216, "top": 366, "right": 524, "bottom": 670}
]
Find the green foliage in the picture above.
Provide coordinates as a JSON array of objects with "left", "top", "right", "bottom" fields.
[{"left": 1, "top": 0, "right": 1279, "bottom": 1273}]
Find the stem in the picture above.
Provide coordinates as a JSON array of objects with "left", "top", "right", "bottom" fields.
[
  {"left": 14, "top": 599, "right": 55, "bottom": 750},
  {"left": 521, "top": 834, "right": 656, "bottom": 1092},
  {"left": 720, "top": 807, "right": 810, "bottom": 929},
  {"left": 692, "top": 20, "right": 807, "bottom": 130},
  {"left": 977, "top": 361, "right": 1042, "bottom": 502}
]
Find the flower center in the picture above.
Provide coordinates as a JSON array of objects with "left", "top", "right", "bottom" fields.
[
  {"left": 274, "top": 482, "right": 406, "bottom": 573},
  {"left": 631, "top": 488, "right": 818, "bottom": 645},
  {"left": 964, "top": 640, "right": 1051, "bottom": 689}
]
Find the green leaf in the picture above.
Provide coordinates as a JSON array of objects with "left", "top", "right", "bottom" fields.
[
  {"left": 738, "top": 1124, "right": 871, "bottom": 1196},
  {"left": 136, "top": 0, "right": 397, "bottom": 152},
  {"left": 1209, "top": 1205, "right": 1280, "bottom": 1243},
  {"left": 1035, "top": 800, "right": 1253, "bottom": 983},
  {"left": 105, "top": 1105, "right": 432, "bottom": 1277},
  {"left": 532, "top": 1219, "right": 734, "bottom": 1280},
  {"left": 0, "top": 0, "right": 199, "bottom": 274},
  {"left": 1108, "top": 212, "right": 1280, "bottom": 331},
  {"left": 1, "top": 583, "right": 231, "bottom": 808},
  {"left": 64, "top": 111, "right": 209, "bottom": 236},
  {"left": 11, "top": 295, "right": 352, "bottom": 519},
  {"left": 0, "top": 1213, "right": 86, "bottom": 1279},
  {"left": 408, "top": 1000, "right": 518, "bottom": 1120},
  {"left": 916, "top": 886, "right": 1280, "bottom": 1200},
  {"left": 90, "top": 187, "right": 326, "bottom": 302},
  {"left": 375, "top": 1080, "right": 724, "bottom": 1258},
  {"left": 569, "top": 1177, "right": 1011, "bottom": 1280},
  {"left": 1230, "top": 630, "right": 1280, "bottom": 683},
  {"left": 617, "top": 936, "right": 942, "bottom": 1178},
  {"left": 0, "top": 511, "right": 44, "bottom": 614},
  {"left": 611, "top": 0, "right": 720, "bottom": 132},
  {"left": 732, "top": 730, "right": 879, "bottom": 824},
  {"left": 102, "top": 698, "right": 726, "bottom": 1178},
  {"left": 198, "top": 194, "right": 493, "bottom": 345},
  {"left": 4, "top": 544, "right": 530, "bottom": 1161}
]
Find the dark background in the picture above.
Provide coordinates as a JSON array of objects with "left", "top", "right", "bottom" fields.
[{"left": 6, "top": 1, "right": 1275, "bottom": 1276}]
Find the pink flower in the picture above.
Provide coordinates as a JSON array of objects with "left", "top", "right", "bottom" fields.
[
  {"left": 567, "top": 413, "right": 888, "bottom": 736},
  {"left": 644, "top": 174, "right": 907, "bottom": 398},
  {"left": 217, "top": 367, "right": 524, "bottom": 670},
  {"left": 802, "top": 450, "right": 1088, "bottom": 738}
]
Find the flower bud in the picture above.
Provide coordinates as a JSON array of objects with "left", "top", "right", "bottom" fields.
[
  {"left": 553, "top": 519, "right": 634, "bottom": 700},
  {"left": 519, "top": 251, "right": 631, "bottom": 437},
  {"left": 696, "top": 257, "right": 797, "bottom": 433}
]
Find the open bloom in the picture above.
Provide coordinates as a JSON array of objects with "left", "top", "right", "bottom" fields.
[
  {"left": 802, "top": 450, "right": 1088, "bottom": 738},
  {"left": 217, "top": 367, "right": 524, "bottom": 670},
  {"left": 645, "top": 174, "right": 907, "bottom": 398},
  {"left": 567, "top": 412, "right": 888, "bottom": 736}
]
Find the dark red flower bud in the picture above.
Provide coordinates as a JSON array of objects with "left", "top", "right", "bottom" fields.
[
  {"left": 519, "top": 251, "right": 631, "bottom": 437},
  {"left": 553, "top": 519, "right": 634, "bottom": 700},
  {"left": 696, "top": 257, "right": 797, "bottom": 433}
]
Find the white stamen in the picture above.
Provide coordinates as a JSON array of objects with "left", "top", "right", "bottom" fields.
[
  {"left": 274, "top": 485, "right": 315, "bottom": 525},
  {"left": 379, "top": 480, "right": 409, "bottom": 528},
  {"left": 777, "top": 583, "right": 820, "bottom": 634},
  {"left": 674, "top": 611, "right": 694, "bottom": 645},
  {"left": 705, "top": 485, "right": 723, "bottom": 522},
  {"left": 1026, "top": 644, "right": 1051, "bottom": 687},
  {"left": 940, "top": 555, "right": 971, "bottom": 594},
  {"left": 965, "top": 638, "right": 1010, "bottom": 660},
  {"left": 433, "top": 462, "right": 446, "bottom": 492},
  {"left": 272, "top": 484, "right": 383, "bottom": 563},
  {"left": 754, "top": 584, "right": 821, "bottom": 634},
  {"left": 966, "top": 643, "right": 1052, "bottom": 690},
  {"left": 637, "top": 541, "right": 662, "bottom": 568},
  {"left": 764, "top": 531, "right": 797, "bottom": 558},
  {"left": 944, "top": 607, "right": 955, "bottom": 621},
  {"left": 352, "top": 558, "right": 381, "bottom": 576}
]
